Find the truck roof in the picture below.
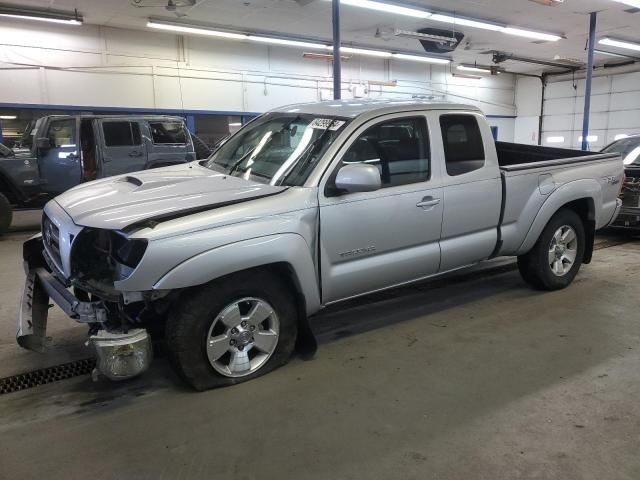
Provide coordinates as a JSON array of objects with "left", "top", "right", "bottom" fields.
[
  {"left": 271, "top": 98, "right": 482, "bottom": 118},
  {"left": 41, "top": 114, "right": 186, "bottom": 122}
]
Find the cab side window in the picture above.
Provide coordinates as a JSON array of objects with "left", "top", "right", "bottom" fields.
[
  {"left": 149, "top": 122, "right": 187, "bottom": 144},
  {"left": 440, "top": 114, "right": 485, "bottom": 176},
  {"left": 341, "top": 117, "right": 430, "bottom": 187},
  {"left": 47, "top": 120, "right": 76, "bottom": 148},
  {"left": 103, "top": 122, "right": 141, "bottom": 147}
]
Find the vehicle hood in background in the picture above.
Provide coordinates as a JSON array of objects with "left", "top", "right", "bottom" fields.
[{"left": 54, "top": 163, "right": 285, "bottom": 230}]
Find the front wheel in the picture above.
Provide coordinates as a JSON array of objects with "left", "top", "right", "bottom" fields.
[
  {"left": 517, "top": 208, "right": 586, "bottom": 291},
  {"left": 166, "top": 270, "right": 298, "bottom": 390}
]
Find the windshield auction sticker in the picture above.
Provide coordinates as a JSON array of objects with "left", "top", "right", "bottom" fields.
[{"left": 309, "top": 118, "right": 346, "bottom": 130}]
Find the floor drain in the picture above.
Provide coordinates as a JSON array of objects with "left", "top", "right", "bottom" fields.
[{"left": 0, "top": 358, "right": 96, "bottom": 395}]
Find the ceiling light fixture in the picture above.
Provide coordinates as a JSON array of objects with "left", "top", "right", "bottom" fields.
[
  {"left": 594, "top": 49, "right": 629, "bottom": 58},
  {"left": 147, "top": 20, "right": 248, "bottom": 39},
  {"left": 337, "top": 46, "right": 392, "bottom": 57},
  {"left": 326, "top": 0, "right": 562, "bottom": 41},
  {"left": 393, "top": 53, "right": 450, "bottom": 64},
  {"left": 611, "top": 0, "right": 640, "bottom": 8},
  {"left": 457, "top": 65, "right": 492, "bottom": 73},
  {"left": 599, "top": 37, "right": 640, "bottom": 52},
  {"left": 452, "top": 72, "right": 482, "bottom": 80},
  {"left": 228, "top": 122, "right": 242, "bottom": 126},
  {"left": 546, "top": 136, "right": 565, "bottom": 143},
  {"left": 430, "top": 14, "right": 504, "bottom": 32},
  {"left": 338, "top": 0, "right": 431, "bottom": 18},
  {"left": 248, "top": 36, "right": 328, "bottom": 49},
  {"left": 147, "top": 19, "right": 450, "bottom": 64},
  {"left": 501, "top": 27, "right": 561, "bottom": 42},
  {"left": 0, "top": 115, "right": 17, "bottom": 120},
  {"left": 0, "top": 6, "right": 82, "bottom": 25}
]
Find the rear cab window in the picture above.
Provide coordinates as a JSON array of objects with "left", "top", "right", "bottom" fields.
[
  {"left": 149, "top": 122, "right": 187, "bottom": 145},
  {"left": 440, "top": 114, "right": 485, "bottom": 177},
  {"left": 103, "top": 121, "right": 142, "bottom": 147}
]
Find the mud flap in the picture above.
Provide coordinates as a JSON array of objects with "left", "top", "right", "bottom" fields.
[{"left": 17, "top": 269, "right": 52, "bottom": 352}]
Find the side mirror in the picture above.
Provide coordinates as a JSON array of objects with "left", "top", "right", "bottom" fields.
[
  {"left": 36, "top": 137, "right": 51, "bottom": 152},
  {"left": 335, "top": 163, "right": 382, "bottom": 194}
]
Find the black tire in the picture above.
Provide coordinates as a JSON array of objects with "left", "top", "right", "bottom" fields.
[
  {"left": 0, "top": 192, "right": 12, "bottom": 235},
  {"left": 190, "top": 133, "right": 212, "bottom": 160},
  {"left": 517, "top": 208, "right": 586, "bottom": 291},
  {"left": 166, "top": 270, "right": 298, "bottom": 390}
]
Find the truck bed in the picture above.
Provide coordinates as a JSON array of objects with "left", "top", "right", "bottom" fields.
[{"left": 496, "top": 142, "right": 613, "bottom": 172}]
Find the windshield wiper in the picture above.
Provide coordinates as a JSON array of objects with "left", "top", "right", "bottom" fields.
[{"left": 225, "top": 146, "right": 257, "bottom": 176}]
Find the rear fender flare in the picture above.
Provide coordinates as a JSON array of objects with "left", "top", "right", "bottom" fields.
[{"left": 516, "top": 179, "right": 599, "bottom": 255}]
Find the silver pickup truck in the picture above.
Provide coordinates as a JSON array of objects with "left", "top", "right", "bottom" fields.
[{"left": 18, "top": 100, "right": 623, "bottom": 390}]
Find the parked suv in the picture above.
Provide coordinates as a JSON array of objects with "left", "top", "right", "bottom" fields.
[
  {"left": 0, "top": 115, "right": 198, "bottom": 233},
  {"left": 19, "top": 100, "right": 623, "bottom": 390}
]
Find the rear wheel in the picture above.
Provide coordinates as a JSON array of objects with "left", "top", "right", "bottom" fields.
[
  {"left": 517, "top": 208, "right": 586, "bottom": 290},
  {"left": 166, "top": 270, "right": 298, "bottom": 390},
  {"left": 0, "top": 192, "right": 12, "bottom": 235}
]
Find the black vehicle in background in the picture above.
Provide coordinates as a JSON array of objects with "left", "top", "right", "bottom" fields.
[{"left": 602, "top": 135, "right": 640, "bottom": 231}]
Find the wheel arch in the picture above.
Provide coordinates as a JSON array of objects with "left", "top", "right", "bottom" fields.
[
  {"left": 516, "top": 179, "right": 599, "bottom": 258},
  {"left": 153, "top": 234, "right": 321, "bottom": 356}
]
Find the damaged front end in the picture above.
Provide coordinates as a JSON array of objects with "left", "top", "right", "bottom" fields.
[{"left": 18, "top": 220, "right": 160, "bottom": 381}]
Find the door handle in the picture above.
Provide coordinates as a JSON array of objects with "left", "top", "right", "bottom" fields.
[
  {"left": 129, "top": 151, "right": 142, "bottom": 157},
  {"left": 416, "top": 196, "right": 441, "bottom": 209}
]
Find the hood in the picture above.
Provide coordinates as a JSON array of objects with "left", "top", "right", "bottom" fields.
[{"left": 55, "top": 163, "right": 285, "bottom": 230}]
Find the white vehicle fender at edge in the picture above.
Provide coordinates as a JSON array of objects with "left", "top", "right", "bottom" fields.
[
  {"left": 515, "top": 179, "right": 601, "bottom": 256},
  {"left": 153, "top": 233, "right": 321, "bottom": 315}
]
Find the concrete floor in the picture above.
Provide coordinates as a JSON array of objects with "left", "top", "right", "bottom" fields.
[{"left": 1, "top": 215, "right": 639, "bottom": 479}]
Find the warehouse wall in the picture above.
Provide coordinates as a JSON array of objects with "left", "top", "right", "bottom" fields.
[
  {"left": 0, "top": 19, "right": 517, "bottom": 140},
  {"left": 540, "top": 68, "right": 640, "bottom": 150},
  {"left": 514, "top": 76, "right": 543, "bottom": 145}
]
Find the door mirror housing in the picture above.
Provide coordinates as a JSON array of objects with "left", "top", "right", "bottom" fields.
[
  {"left": 334, "top": 163, "right": 382, "bottom": 194},
  {"left": 36, "top": 137, "right": 51, "bottom": 152}
]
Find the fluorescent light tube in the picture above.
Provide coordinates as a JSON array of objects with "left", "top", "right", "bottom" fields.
[
  {"left": 337, "top": 0, "right": 431, "bottom": 18},
  {"left": 338, "top": 46, "right": 392, "bottom": 57},
  {"left": 502, "top": 27, "right": 561, "bottom": 42},
  {"left": 228, "top": 122, "right": 242, "bottom": 126},
  {"left": 0, "top": 115, "right": 17, "bottom": 120},
  {"left": 611, "top": 0, "right": 640, "bottom": 8},
  {"left": 578, "top": 135, "right": 598, "bottom": 142},
  {"left": 599, "top": 37, "right": 640, "bottom": 52},
  {"left": 452, "top": 73, "right": 482, "bottom": 80},
  {"left": 0, "top": 13, "right": 81, "bottom": 25},
  {"left": 430, "top": 14, "right": 503, "bottom": 31},
  {"left": 147, "top": 21, "right": 248, "bottom": 40},
  {"left": 392, "top": 53, "right": 450, "bottom": 64},
  {"left": 248, "top": 36, "right": 328, "bottom": 50},
  {"left": 546, "top": 136, "right": 565, "bottom": 143},
  {"left": 457, "top": 65, "right": 491, "bottom": 73},
  {"left": 594, "top": 49, "right": 629, "bottom": 58}
]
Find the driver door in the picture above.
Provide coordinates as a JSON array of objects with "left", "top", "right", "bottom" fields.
[
  {"left": 38, "top": 118, "right": 82, "bottom": 195},
  {"left": 319, "top": 113, "right": 443, "bottom": 303}
]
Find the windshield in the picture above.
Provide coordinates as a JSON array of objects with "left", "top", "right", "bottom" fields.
[
  {"left": 602, "top": 137, "right": 640, "bottom": 166},
  {"left": 205, "top": 113, "right": 349, "bottom": 186}
]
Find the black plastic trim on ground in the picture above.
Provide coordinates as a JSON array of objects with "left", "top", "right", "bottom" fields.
[{"left": 0, "top": 358, "right": 96, "bottom": 395}]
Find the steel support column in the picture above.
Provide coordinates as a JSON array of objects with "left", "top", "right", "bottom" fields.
[
  {"left": 332, "top": 0, "right": 341, "bottom": 100},
  {"left": 581, "top": 12, "right": 597, "bottom": 151}
]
